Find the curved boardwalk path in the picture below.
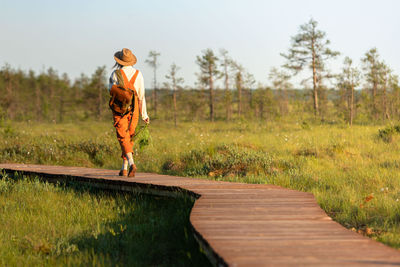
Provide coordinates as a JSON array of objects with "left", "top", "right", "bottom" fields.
[{"left": 1, "top": 163, "right": 400, "bottom": 266}]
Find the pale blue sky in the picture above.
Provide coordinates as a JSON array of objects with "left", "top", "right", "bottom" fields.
[{"left": 1, "top": 0, "right": 399, "bottom": 88}]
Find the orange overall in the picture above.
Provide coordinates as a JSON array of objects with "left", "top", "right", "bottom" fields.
[{"left": 113, "top": 69, "right": 140, "bottom": 160}]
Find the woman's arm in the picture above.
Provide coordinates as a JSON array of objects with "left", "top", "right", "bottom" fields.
[
  {"left": 136, "top": 71, "right": 149, "bottom": 123},
  {"left": 108, "top": 71, "right": 117, "bottom": 92}
]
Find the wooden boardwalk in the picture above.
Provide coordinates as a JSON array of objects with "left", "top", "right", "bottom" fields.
[{"left": 1, "top": 163, "right": 399, "bottom": 266}]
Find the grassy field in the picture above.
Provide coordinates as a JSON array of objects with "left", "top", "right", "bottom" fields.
[
  {"left": 0, "top": 119, "right": 400, "bottom": 250},
  {"left": 0, "top": 173, "right": 211, "bottom": 266}
]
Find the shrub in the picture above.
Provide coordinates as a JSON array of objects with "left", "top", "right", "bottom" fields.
[
  {"left": 162, "top": 144, "right": 275, "bottom": 178},
  {"left": 378, "top": 125, "right": 400, "bottom": 143}
]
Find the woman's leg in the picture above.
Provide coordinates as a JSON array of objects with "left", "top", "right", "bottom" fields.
[
  {"left": 114, "top": 116, "right": 134, "bottom": 155},
  {"left": 121, "top": 159, "right": 128, "bottom": 170},
  {"left": 126, "top": 152, "right": 134, "bottom": 166},
  {"left": 113, "top": 113, "right": 134, "bottom": 176}
]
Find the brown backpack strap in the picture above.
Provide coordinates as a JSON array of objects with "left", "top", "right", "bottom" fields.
[
  {"left": 129, "top": 70, "right": 140, "bottom": 95},
  {"left": 125, "top": 70, "right": 139, "bottom": 133},
  {"left": 119, "top": 69, "right": 139, "bottom": 94},
  {"left": 119, "top": 69, "right": 130, "bottom": 89},
  {"left": 115, "top": 69, "right": 125, "bottom": 87}
]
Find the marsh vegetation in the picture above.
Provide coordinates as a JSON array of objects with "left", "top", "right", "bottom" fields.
[{"left": 1, "top": 120, "right": 399, "bottom": 251}]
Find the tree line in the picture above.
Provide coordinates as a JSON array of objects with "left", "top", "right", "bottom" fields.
[{"left": 1, "top": 19, "right": 399, "bottom": 125}]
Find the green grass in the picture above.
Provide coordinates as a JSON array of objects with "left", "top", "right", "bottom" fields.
[
  {"left": 1, "top": 120, "right": 400, "bottom": 250},
  {"left": 0, "top": 173, "right": 211, "bottom": 266}
]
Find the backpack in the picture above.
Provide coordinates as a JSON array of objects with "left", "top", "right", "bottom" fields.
[{"left": 109, "top": 69, "right": 139, "bottom": 115}]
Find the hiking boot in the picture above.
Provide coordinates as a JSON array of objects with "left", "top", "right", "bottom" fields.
[
  {"left": 128, "top": 164, "right": 137, "bottom": 178},
  {"left": 119, "top": 170, "right": 127, "bottom": 176}
]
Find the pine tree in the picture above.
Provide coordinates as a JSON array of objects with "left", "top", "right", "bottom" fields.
[
  {"left": 145, "top": 50, "right": 161, "bottom": 117},
  {"left": 244, "top": 72, "right": 256, "bottom": 116},
  {"left": 379, "top": 63, "right": 397, "bottom": 120},
  {"left": 92, "top": 66, "right": 107, "bottom": 120},
  {"left": 362, "top": 48, "right": 382, "bottom": 119},
  {"left": 337, "top": 57, "right": 361, "bottom": 125},
  {"left": 165, "top": 63, "right": 184, "bottom": 127},
  {"left": 281, "top": 18, "right": 339, "bottom": 117},
  {"left": 219, "top": 49, "right": 234, "bottom": 121},
  {"left": 196, "top": 49, "right": 219, "bottom": 122},
  {"left": 232, "top": 62, "right": 244, "bottom": 118}
]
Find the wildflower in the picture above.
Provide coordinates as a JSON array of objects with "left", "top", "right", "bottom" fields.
[{"left": 365, "top": 194, "right": 374, "bottom": 202}]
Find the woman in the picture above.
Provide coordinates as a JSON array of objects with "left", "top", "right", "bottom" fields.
[{"left": 109, "top": 48, "right": 149, "bottom": 177}]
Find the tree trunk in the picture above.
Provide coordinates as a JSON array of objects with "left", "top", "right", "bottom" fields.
[
  {"left": 224, "top": 65, "right": 230, "bottom": 121},
  {"left": 282, "top": 89, "right": 289, "bottom": 115},
  {"left": 35, "top": 83, "right": 41, "bottom": 121},
  {"left": 372, "top": 72, "right": 378, "bottom": 119},
  {"left": 173, "top": 82, "right": 177, "bottom": 127},
  {"left": 59, "top": 93, "right": 65, "bottom": 123},
  {"left": 249, "top": 88, "right": 253, "bottom": 110},
  {"left": 237, "top": 73, "right": 242, "bottom": 118},
  {"left": 49, "top": 81, "right": 56, "bottom": 122},
  {"left": 311, "top": 39, "right": 319, "bottom": 117},
  {"left": 226, "top": 90, "right": 231, "bottom": 121},
  {"left": 209, "top": 66, "right": 214, "bottom": 122},
  {"left": 154, "top": 88, "right": 158, "bottom": 116},
  {"left": 350, "top": 83, "right": 354, "bottom": 126},
  {"left": 259, "top": 101, "right": 264, "bottom": 120},
  {"left": 382, "top": 78, "right": 390, "bottom": 120},
  {"left": 97, "top": 82, "right": 102, "bottom": 120},
  {"left": 5, "top": 73, "right": 14, "bottom": 119}
]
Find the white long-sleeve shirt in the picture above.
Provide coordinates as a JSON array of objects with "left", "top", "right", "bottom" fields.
[{"left": 108, "top": 66, "right": 149, "bottom": 121}]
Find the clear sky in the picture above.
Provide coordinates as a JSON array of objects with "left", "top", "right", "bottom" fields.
[{"left": 1, "top": 0, "right": 399, "bottom": 88}]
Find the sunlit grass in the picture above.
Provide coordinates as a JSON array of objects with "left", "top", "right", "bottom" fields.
[{"left": 1, "top": 120, "right": 400, "bottom": 249}]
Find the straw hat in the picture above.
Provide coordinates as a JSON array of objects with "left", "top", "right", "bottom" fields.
[{"left": 114, "top": 48, "right": 137, "bottom": 66}]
